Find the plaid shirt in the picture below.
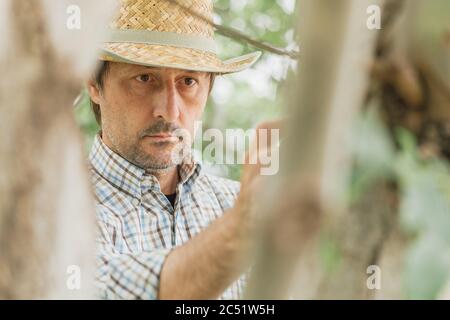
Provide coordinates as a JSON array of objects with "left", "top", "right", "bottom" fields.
[{"left": 89, "top": 135, "right": 246, "bottom": 299}]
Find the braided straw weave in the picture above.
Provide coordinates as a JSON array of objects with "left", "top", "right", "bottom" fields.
[
  {"left": 111, "top": 0, "right": 214, "bottom": 38},
  {"left": 100, "top": 0, "right": 261, "bottom": 73}
]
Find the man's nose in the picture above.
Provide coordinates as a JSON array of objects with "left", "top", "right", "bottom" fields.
[{"left": 152, "top": 82, "right": 180, "bottom": 122}]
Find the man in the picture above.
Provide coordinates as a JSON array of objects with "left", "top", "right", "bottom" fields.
[{"left": 87, "top": 0, "right": 272, "bottom": 299}]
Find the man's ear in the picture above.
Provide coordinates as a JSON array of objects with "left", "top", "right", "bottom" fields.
[{"left": 87, "top": 80, "right": 102, "bottom": 105}]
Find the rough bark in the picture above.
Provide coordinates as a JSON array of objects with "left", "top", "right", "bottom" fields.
[{"left": 0, "top": 0, "right": 110, "bottom": 299}]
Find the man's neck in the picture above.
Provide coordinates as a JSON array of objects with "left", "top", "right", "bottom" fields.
[{"left": 150, "top": 166, "right": 179, "bottom": 195}]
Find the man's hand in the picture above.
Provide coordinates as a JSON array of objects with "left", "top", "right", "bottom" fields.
[{"left": 234, "top": 120, "right": 286, "bottom": 237}]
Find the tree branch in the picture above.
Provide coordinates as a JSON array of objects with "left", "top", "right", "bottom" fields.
[{"left": 166, "top": 0, "right": 300, "bottom": 60}]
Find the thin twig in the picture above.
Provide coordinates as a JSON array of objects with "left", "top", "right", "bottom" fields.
[{"left": 166, "top": 0, "right": 300, "bottom": 60}]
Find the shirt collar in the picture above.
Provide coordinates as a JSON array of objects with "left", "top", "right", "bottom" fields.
[{"left": 89, "top": 134, "right": 201, "bottom": 199}]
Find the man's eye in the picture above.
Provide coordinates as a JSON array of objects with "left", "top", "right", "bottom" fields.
[
  {"left": 136, "top": 74, "right": 151, "bottom": 82},
  {"left": 183, "top": 77, "right": 197, "bottom": 87}
]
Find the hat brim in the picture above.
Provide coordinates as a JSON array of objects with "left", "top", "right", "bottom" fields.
[{"left": 99, "top": 42, "right": 261, "bottom": 74}]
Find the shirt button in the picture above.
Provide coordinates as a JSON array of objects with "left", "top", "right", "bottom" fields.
[{"left": 132, "top": 198, "right": 140, "bottom": 207}]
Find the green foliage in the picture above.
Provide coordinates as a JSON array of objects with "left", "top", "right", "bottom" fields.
[
  {"left": 319, "top": 233, "right": 342, "bottom": 276},
  {"left": 74, "top": 88, "right": 99, "bottom": 151},
  {"left": 350, "top": 109, "right": 450, "bottom": 299},
  {"left": 348, "top": 106, "right": 396, "bottom": 203},
  {"left": 395, "top": 130, "right": 450, "bottom": 299}
]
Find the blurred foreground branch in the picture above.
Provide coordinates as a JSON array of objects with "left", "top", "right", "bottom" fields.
[{"left": 0, "top": 0, "right": 103, "bottom": 299}]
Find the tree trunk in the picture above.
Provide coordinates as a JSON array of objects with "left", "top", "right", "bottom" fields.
[{"left": 0, "top": 0, "right": 112, "bottom": 299}]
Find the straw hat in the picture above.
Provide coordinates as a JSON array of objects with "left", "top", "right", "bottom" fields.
[{"left": 99, "top": 0, "right": 262, "bottom": 74}]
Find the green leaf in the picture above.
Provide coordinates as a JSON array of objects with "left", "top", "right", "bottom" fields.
[{"left": 404, "top": 235, "right": 450, "bottom": 299}]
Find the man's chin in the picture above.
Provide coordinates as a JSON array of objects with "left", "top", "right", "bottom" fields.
[
  {"left": 135, "top": 155, "right": 176, "bottom": 171},
  {"left": 135, "top": 146, "right": 177, "bottom": 169},
  {"left": 135, "top": 139, "right": 190, "bottom": 169}
]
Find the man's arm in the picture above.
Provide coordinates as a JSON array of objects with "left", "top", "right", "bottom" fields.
[
  {"left": 96, "top": 207, "right": 172, "bottom": 299},
  {"left": 159, "top": 120, "right": 281, "bottom": 299},
  {"left": 159, "top": 205, "right": 250, "bottom": 299}
]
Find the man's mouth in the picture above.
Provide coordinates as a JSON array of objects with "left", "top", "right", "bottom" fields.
[
  {"left": 150, "top": 133, "right": 172, "bottom": 138},
  {"left": 144, "top": 133, "right": 180, "bottom": 143}
]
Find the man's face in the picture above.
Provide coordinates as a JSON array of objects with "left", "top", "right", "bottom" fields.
[{"left": 88, "top": 62, "right": 211, "bottom": 172}]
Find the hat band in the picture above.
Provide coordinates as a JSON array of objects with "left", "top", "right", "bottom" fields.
[{"left": 105, "top": 29, "right": 217, "bottom": 54}]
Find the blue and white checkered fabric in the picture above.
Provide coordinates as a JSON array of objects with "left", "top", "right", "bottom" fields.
[{"left": 89, "top": 134, "right": 246, "bottom": 299}]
